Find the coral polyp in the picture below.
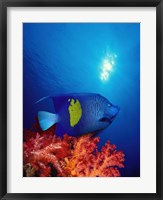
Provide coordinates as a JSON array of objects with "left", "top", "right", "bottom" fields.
[{"left": 23, "top": 121, "right": 125, "bottom": 177}]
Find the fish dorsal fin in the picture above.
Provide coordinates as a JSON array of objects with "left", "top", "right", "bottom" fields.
[{"left": 35, "top": 96, "right": 51, "bottom": 104}]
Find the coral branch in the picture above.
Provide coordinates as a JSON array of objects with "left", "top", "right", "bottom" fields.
[{"left": 23, "top": 122, "right": 125, "bottom": 177}]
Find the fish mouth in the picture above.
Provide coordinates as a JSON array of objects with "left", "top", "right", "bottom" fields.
[
  {"left": 99, "top": 116, "right": 115, "bottom": 123},
  {"left": 99, "top": 106, "right": 120, "bottom": 123}
]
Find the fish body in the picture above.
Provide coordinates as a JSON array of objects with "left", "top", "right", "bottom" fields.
[{"left": 37, "top": 93, "right": 120, "bottom": 137}]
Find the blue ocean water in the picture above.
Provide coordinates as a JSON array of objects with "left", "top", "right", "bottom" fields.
[{"left": 23, "top": 23, "right": 140, "bottom": 177}]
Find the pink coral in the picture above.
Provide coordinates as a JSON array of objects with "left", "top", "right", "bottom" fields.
[{"left": 23, "top": 120, "right": 125, "bottom": 177}]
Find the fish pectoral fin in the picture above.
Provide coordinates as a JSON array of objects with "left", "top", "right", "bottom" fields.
[{"left": 38, "top": 111, "right": 59, "bottom": 131}]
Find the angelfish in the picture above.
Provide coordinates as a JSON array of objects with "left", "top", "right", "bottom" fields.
[{"left": 36, "top": 93, "right": 120, "bottom": 137}]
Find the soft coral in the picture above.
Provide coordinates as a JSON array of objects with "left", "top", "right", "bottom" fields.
[{"left": 23, "top": 121, "right": 125, "bottom": 177}]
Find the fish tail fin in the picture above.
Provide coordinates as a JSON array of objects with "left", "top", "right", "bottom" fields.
[
  {"left": 35, "top": 96, "right": 51, "bottom": 104},
  {"left": 38, "top": 111, "right": 59, "bottom": 131}
]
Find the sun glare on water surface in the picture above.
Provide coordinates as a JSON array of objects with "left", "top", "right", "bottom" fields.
[{"left": 100, "top": 54, "right": 117, "bottom": 82}]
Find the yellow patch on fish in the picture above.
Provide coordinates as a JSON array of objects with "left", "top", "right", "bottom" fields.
[{"left": 68, "top": 98, "right": 82, "bottom": 127}]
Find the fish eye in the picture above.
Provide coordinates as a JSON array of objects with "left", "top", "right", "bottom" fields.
[{"left": 108, "top": 103, "right": 111, "bottom": 107}]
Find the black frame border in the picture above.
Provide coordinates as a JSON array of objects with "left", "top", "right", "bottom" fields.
[{"left": 0, "top": 0, "right": 163, "bottom": 199}]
